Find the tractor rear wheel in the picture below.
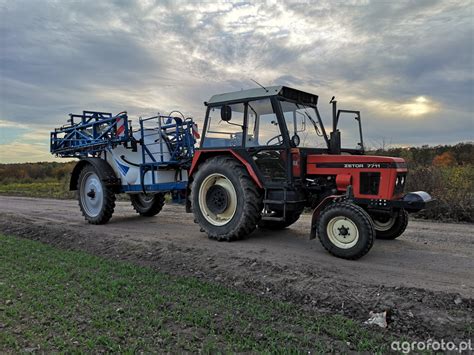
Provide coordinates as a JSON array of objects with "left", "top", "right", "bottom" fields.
[
  {"left": 77, "top": 164, "right": 116, "bottom": 224},
  {"left": 130, "top": 193, "right": 165, "bottom": 217},
  {"left": 191, "top": 156, "right": 263, "bottom": 241},
  {"left": 317, "top": 202, "right": 374, "bottom": 260},
  {"left": 258, "top": 210, "right": 302, "bottom": 230},
  {"left": 372, "top": 209, "right": 409, "bottom": 240}
]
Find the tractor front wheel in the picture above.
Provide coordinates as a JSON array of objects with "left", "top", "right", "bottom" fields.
[
  {"left": 372, "top": 209, "right": 409, "bottom": 240},
  {"left": 77, "top": 164, "right": 116, "bottom": 224},
  {"left": 130, "top": 193, "right": 165, "bottom": 217},
  {"left": 318, "top": 202, "right": 374, "bottom": 260},
  {"left": 191, "top": 156, "right": 262, "bottom": 241}
]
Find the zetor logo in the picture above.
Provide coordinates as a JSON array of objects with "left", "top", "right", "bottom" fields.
[
  {"left": 344, "top": 163, "right": 364, "bottom": 168},
  {"left": 344, "top": 163, "right": 381, "bottom": 168}
]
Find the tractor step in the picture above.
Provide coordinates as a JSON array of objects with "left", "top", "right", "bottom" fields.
[
  {"left": 263, "top": 188, "right": 289, "bottom": 222},
  {"left": 261, "top": 215, "right": 286, "bottom": 222},
  {"left": 264, "top": 199, "right": 306, "bottom": 204},
  {"left": 263, "top": 199, "right": 285, "bottom": 205}
]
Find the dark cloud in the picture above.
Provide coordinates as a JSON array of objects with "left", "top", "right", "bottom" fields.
[{"left": 0, "top": 0, "right": 472, "bottom": 162}]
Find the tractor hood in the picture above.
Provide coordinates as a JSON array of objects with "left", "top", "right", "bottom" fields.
[{"left": 306, "top": 154, "right": 408, "bottom": 200}]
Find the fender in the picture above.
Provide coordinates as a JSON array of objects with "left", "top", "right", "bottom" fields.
[
  {"left": 70, "top": 158, "right": 121, "bottom": 192},
  {"left": 189, "top": 150, "right": 263, "bottom": 189},
  {"left": 309, "top": 195, "right": 340, "bottom": 240}
]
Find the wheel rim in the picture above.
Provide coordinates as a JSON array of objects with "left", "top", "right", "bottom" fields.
[
  {"left": 372, "top": 215, "right": 396, "bottom": 231},
  {"left": 80, "top": 171, "right": 104, "bottom": 218},
  {"left": 326, "top": 216, "right": 359, "bottom": 249},
  {"left": 136, "top": 193, "right": 154, "bottom": 207},
  {"left": 198, "top": 173, "right": 237, "bottom": 226}
]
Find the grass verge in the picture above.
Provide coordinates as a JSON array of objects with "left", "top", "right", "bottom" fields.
[
  {"left": 0, "top": 181, "right": 74, "bottom": 199},
  {"left": 0, "top": 234, "right": 391, "bottom": 352}
]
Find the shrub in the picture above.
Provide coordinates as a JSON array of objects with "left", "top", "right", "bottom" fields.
[
  {"left": 432, "top": 152, "right": 457, "bottom": 167},
  {"left": 406, "top": 165, "right": 473, "bottom": 222}
]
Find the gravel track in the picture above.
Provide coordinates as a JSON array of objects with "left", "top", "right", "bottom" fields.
[{"left": 1, "top": 196, "right": 472, "bottom": 341}]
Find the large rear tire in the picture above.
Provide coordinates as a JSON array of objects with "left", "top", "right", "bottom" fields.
[
  {"left": 130, "top": 193, "right": 165, "bottom": 217},
  {"left": 372, "top": 209, "right": 409, "bottom": 240},
  {"left": 191, "top": 156, "right": 263, "bottom": 241},
  {"left": 318, "top": 202, "right": 375, "bottom": 260},
  {"left": 77, "top": 164, "right": 116, "bottom": 224}
]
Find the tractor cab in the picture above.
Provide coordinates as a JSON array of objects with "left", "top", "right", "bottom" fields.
[
  {"left": 200, "top": 86, "right": 326, "bottom": 183},
  {"left": 200, "top": 86, "right": 366, "bottom": 152},
  {"left": 199, "top": 85, "right": 365, "bottom": 186},
  {"left": 202, "top": 87, "right": 326, "bottom": 149}
]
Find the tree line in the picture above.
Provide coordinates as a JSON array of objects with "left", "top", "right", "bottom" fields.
[
  {"left": 369, "top": 142, "right": 473, "bottom": 167},
  {"left": 1, "top": 143, "right": 472, "bottom": 222}
]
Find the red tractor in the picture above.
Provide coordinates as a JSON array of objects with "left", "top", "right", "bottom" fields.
[{"left": 188, "top": 86, "right": 433, "bottom": 259}]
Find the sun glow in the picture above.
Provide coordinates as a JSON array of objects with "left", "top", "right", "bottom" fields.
[
  {"left": 402, "top": 96, "right": 437, "bottom": 117},
  {"left": 361, "top": 95, "right": 440, "bottom": 119}
]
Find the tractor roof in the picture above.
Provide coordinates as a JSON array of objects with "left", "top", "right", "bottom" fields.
[{"left": 207, "top": 86, "right": 318, "bottom": 106}]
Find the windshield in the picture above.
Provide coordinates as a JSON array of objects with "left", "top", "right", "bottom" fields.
[{"left": 280, "top": 100, "right": 326, "bottom": 148}]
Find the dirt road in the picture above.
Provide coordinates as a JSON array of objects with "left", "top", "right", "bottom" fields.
[{"left": 1, "top": 196, "right": 472, "bottom": 340}]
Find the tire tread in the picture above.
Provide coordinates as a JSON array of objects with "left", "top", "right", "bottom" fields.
[
  {"left": 374, "top": 209, "right": 409, "bottom": 240},
  {"left": 191, "top": 156, "right": 262, "bottom": 241},
  {"left": 317, "top": 202, "right": 374, "bottom": 260},
  {"left": 130, "top": 193, "right": 165, "bottom": 217},
  {"left": 77, "top": 165, "right": 116, "bottom": 225}
]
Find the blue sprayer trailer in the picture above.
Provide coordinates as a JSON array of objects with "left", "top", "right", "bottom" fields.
[{"left": 51, "top": 110, "right": 198, "bottom": 223}]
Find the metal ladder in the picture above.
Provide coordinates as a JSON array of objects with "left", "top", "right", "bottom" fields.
[{"left": 261, "top": 187, "right": 288, "bottom": 222}]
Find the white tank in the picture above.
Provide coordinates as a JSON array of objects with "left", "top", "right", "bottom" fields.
[{"left": 103, "top": 129, "right": 188, "bottom": 190}]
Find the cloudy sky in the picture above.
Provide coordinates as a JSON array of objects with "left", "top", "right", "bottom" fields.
[{"left": 0, "top": 0, "right": 472, "bottom": 163}]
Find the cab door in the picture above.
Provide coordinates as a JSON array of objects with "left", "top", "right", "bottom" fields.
[{"left": 245, "top": 97, "right": 291, "bottom": 186}]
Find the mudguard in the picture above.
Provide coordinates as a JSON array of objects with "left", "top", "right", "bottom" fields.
[
  {"left": 69, "top": 158, "right": 121, "bottom": 192},
  {"left": 189, "top": 150, "right": 263, "bottom": 189},
  {"left": 309, "top": 195, "right": 340, "bottom": 239},
  {"left": 186, "top": 150, "right": 263, "bottom": 213}
]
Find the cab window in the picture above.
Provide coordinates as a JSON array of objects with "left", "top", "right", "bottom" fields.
[
  {"left": 280, "top": 100, "right": 325, "bottom": 148},
  {"left": 202, "top": 103, "right": 245, "bottom": 148},
  {"left": 246, "top": 99, "right": 282, "bottom": 147}
]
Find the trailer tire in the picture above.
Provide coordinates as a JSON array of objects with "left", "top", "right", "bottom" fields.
[
  {"left": 130, "top": 193, "right": 165, "bottom": 217},
  {"left": 318, "top": 202, "right": 374, "bottom": 260},
  {"left": 372, "top": 209, "right": 409, "bottom": 240},
  {"left": 77, "top": 164, "right": 116, "bottom": 224},
  {"left": 191, "top": 156, "right": 262, "bottom": 241},
  {"left": 258, "top": 210, "right": 302, "bottom": 230}
]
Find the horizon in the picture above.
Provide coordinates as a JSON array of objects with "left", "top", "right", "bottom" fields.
[
  {"left": 1, "top": 1, "right": 473, "bottom": 163},
  {"left": 1, "top": 141, "right": 472, "bottom": 166}
]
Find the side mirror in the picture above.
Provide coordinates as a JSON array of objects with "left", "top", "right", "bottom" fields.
[
  {"left": 291, "top": 134, "right": 300, "bottom": 147},
  {"left": 221, "top": 106, "right": 232, "bottom": 122}
]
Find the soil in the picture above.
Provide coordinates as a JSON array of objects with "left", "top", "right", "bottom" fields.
[{"left": 1, "top": 196, "right": 472, "bottom": 342}]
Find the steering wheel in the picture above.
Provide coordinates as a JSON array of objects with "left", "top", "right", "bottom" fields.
[{"left": 266, "top": 135, "right": 283, "bottom": 146}]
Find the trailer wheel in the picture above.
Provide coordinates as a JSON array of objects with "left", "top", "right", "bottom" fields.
[
  {"left": 191, "top": 156, "right": 262, "bottom": 241},
  {"left": 258, "top": 210, "right": 302, "bottom": 230},
  {"left": 77, "top": 165, "right": 116, "bottom": 224},
  {"left": 318, "top": 202, "right": 374, "bottom": 260},
  {"left": 372, "top": 209, "right": 409, "bottom": 240},
  {"left": 130, "top": 193, "right": 165, "bottom": 217}
]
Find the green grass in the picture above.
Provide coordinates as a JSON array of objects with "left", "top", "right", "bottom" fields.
[
  {"left": 0, "top": 181, "right": 74, "bottom": 199},
  {"left": 0, "top": 235, "right": 392, "bottom": 352}
]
